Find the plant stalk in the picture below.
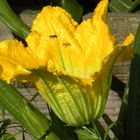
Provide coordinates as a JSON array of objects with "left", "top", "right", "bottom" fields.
[{"left": 127, "top": 24, "right": 140, "bottom": 140}]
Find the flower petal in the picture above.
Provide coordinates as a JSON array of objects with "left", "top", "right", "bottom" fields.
[
  {"left": 0, "top": 40, "right": 40, "bottom": 82},
  {"left": 26, "top": 6, "right": 81, "bottom": 74},
  {"left": 26, "top": 0, "right": 114, "bottom": 82},
  {"left": 34, "top": 69, "right": 107, "bottom": 126},
  {"left": 91, "top": 0, "right": 115, "bottom": 60},
  {"left": 74, "top": 0, "right": 115, "bottom": 77},
  {"left": 117, "top": 33, "right": 134, "bottom": 62}
]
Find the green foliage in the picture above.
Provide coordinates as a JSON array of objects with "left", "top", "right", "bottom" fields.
[
  {"left": 0, "top": 119, "right": 16, "bottom": 140},
  {"left": 0, "top": 80, "right": 59, "bottom": 140},
  {"left": 0, "top": 133, "right": 16, "bottom": 140},
  {"left": 0, "top": 0, "right": 30, "bottom": 39},
  {"left": 75, "top": 127, "right": 99, "bottom": 140},
  {"left": 109, "top": 0, "right": 140, "bottom": 12},
  {"left": 0, "top": 119, "right": 11, "bottom": 136},
  {"left": 127, "top": 24, "right": 140, "bottom": 140}
]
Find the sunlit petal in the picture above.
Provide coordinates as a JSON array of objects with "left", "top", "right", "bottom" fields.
[
  {"left": 117, "top": 33, "right": 134, "bottom": 62},
  {"left": 26, "top": 0, "right": 115, "bottom": 84},
  {"left": 0, "top": 40, "right": 40, "bottom": 82}
]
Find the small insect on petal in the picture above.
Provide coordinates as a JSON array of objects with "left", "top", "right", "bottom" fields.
[
  {"left": 63, "top": 43, "right": 71, "bottom": 48},
  {"left": 49, "top": 34, "right": 57, "bottom": 38}
]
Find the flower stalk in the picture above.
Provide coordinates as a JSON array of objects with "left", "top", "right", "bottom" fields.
[{"left": 0, "top": 0, "right": 30, "bottom": 39}]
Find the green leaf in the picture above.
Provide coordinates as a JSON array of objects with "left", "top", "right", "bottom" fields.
[
  {"left": 0, "top": 0, "right": 30, "bottom": 39},
  {"left": 109, "top": 0, "right": 140, "bottom": 12},
  {"left": 127, "top": 24, "right": 140, "bottom": 139},
  {"left": 1, "top": 133, "right": 16, "bottom": 140},
  {"left": 75, "top": 127, "right": 99, "bottom": 140},
  {"left": 0, "top": 80, "right": 59, "bottom": 140},
  {"left": 113, "top": 87, "right": 129, "bottom": 140},
  {"left": 53, "top": 0, "right": 83, "bottom": 22},
  {"left": 0, "top": 119, "right": 11, "bottom": 134}
]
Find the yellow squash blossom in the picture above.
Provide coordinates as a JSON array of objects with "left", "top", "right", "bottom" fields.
[{"left": 0, "top": 0, "right": 134, "bottom": 126}]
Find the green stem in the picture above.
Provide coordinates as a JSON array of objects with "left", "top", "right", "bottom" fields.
[
  {"left": 103, "top": 122, "right": 116, "bottom": 140},
  {"left": 94, "top": 119, "right": 111, "bottom": 140},
  {"left": 127, "top": 24, "right": 140, "bottom": 140},
  {"left": 0, "top": 0, "right": 30, "bottom": 39},
  {"left": 113, "top": 87, "right": 129, "bottom": 140},
  {"left": 117, "top": 87, "right": 128, "bottom": 123},
  {"left": 0, "top": 80, "right": 59, "bottom": 140}
]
